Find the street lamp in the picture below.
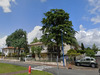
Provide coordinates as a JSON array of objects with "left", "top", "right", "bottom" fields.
[{"left": 61, "top": 29, "right": 65, "bottom": 67}]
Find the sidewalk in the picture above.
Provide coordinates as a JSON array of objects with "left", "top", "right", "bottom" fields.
[{"left": 0, "top": 59, "right": 98, "bottom": 71}]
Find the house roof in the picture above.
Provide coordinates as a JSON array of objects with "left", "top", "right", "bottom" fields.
[
  {"left": 3, "top": 47, "right": 24, "bottom": 50},
  {"left": 28, "top": 42, "right": 43, "bottom": 46}
]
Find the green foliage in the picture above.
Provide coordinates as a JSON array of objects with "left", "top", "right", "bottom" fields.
[
  {"left": 24, "top": 45, "right": 29, "bottom": 53},
  {"left": 41, "top": 9, "right": 77, "bottom": 47},
  {"left": 8, "top": 53, "right": 12, "bottom": 57},
  {"left": 85, "top": 49, "right": 95, "bottom": 57},
  {"left": 0, "top": 52, "right": 2, "bottom": 56},
  {"left": 67, "top": 49, "right": 80, "bottom": 57},
  {"left": 92, "top": 43, "right": 98, "bottom": 53},
  {"left": 81, "top": 43, "right": 85, "bottom": 50},
  {"left": 35, "top": 46, "right": 42, "bottom": 58},
  {"left": 6, "top": 29, "right": 28, "bottom": 56},
  {"left": 77, "top": 49, "right": 85, "bottom": 54},
  {"left": 20, "top": 53, "right": 26, "bottom": 57},
  {"left": 31, "top": 46, "right": 42, "bottom": 58},
  {"left": 41, "top": 9, "right": 78, "bottom": 58},
  {"left": 86, "top": 47, "right": 91, "bottom": 50},
  {"left": 31, "top": 37, "right": 42, "bottom": 58},
  {"left": 31, "top": 46, "right": 35, "bottom": 55},
  {"left": 31, "top": 37, "right": 39, "bottom": 44},
  {"left": 12, "top": 53, "right": 18, "bottom": 57}
]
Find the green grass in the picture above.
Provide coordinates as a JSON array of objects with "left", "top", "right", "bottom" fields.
[
  {"left": 0, "top": 63, "right": 53, "bottom": 75},
  {"left": 0, "top": 63, "right": 27, "bottom": 73},
  {"left": 16, "top": 70, "right": 52, "bottom": 75}
]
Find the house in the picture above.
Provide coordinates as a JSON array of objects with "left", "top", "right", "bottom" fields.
[
  {"left": 28, "top": 42, "right": 48, "bottom": 60},
  {"left": 28, "top": 42, "right": 74, "bottom": 60},
  {"left": 2, "top": 47, "right": 24, "bottom": 57}
]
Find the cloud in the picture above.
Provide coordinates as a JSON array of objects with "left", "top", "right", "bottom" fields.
[
  {"left": 40, "top": 0, "right": 47, "bottom": 3},
  {"left": 76, "top": 24, "right": 100, "bottom": 48},
  {"left": 0, "top": 36, "right": 7, "bottom": 52},
  {"left": 88, "top": 0, "right": 100, "bottom": 24},
  {"left": 79, "top": 24, "right": 86, "bottom": 31},
  {"left": 0, "top": 0, "right": 16, "bottom": 13},
  {"left": 0, "top": 26, "right": 42, "bottom": 51},
  {"left": 91, "top": 15, "right": 100, "bottom": 24},
  {"left": 27, "top": 26, "right": 42, "bottom": 44},
  {"left": 1, "top": 25, "right": 100, "bottom": 51}
]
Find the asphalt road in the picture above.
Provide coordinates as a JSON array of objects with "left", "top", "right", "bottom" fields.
[{"left": 0, "top": 60, "right": 99, "bottom": 75}]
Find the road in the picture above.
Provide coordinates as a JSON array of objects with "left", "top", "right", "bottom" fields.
[{"left": 0, "top": 60, "right": 99, "bottom": 75}]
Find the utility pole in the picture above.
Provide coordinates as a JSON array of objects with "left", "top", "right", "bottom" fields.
[{"left": 61, "top": 30, "right": 65, "bottom": 67}]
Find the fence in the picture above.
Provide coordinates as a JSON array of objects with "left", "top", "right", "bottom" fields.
[{"left": 1, "top": 56, "right": 74, "bottom": 66}]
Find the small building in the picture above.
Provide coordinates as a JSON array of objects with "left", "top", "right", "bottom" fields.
[
  {"left": 2, "top": 47, "right": 24, "bottom": 57},
  {"left": 28, "top": 42, "right": 74, "bottom": 61}
]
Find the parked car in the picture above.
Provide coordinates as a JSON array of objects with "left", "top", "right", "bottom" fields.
[
  {"left": 25, "top": 55, "right": 33, "bottom": 61},
  {"left": 75, "top": 57, "right": 98, "bottom": 68},
  {"left": 20, "top": 55, "right": 32, "bottom": 61}
]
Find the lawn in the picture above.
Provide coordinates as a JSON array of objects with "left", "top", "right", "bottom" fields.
[
  {"left": 0, "top": 63, "right": 53, "bottom": 75},
  {"left": 16, "top": 70, "right": 52, "bottom": 75},
  {"left": 0, "top": 63, "right": 27, "bottom": 73}
]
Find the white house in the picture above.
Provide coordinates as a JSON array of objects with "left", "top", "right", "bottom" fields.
[
  {"left": 2, "top": 47, "right": 24, "bottom": 57},
  {"left": 28, "top": 42, "right": 74, "bottom": 60}
]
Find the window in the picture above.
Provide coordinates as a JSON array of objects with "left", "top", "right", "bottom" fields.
[
  {"left": 86, "top": 58, "right": 90, "bottom": 61},
  {"left": 81, "top": 59, "right": 85, "bottom": 61},
  {"left": 91, "top": 59, "right": 94, "bottom": 61}
]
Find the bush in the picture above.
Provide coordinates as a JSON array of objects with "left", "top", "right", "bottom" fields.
[
  {"left": 20, "top": 53, "right": 26, "bottom": 57},
  {"left": 8, "top": 53, "right": 12, "bottom": 57},
  {"left": 85, "top": 49, "right": 95, "bottom": 57},
  {"left": 67, "top": 49, "right": 80, "bottom": 57},
  {"left": 12, "top": 53, "right": 18, "bottom": 57}
]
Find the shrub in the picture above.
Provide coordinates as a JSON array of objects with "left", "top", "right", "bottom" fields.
[{"left": 85, "top": 49, "right": 95, "bottom": 57}]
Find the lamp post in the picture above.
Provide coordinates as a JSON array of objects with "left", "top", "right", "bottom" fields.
[{"left": 61, "top": 30, "right": 65, "bottom": 67}]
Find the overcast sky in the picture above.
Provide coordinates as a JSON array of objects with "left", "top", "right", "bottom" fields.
[{"left": 0, "top": 0, "right": 100, "bottom": 51}]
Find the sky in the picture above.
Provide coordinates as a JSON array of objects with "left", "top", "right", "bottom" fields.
[{"left": 0, "top": 0, "right": 100, "bottom": 51}]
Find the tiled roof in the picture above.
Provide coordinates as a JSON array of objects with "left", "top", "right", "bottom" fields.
[{"left": 3, "top": 47, "right": 24, "bottom": 50}]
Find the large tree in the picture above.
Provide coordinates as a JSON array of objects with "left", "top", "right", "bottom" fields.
[
  {"left": 6, "top": 29, "right": 27, "bottom": 56},
  {"left": 41, "top": 9, "right": 77, "bottom": 57}
]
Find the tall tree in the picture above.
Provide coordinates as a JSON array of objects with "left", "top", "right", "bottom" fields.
[
  {"left": 41, "top": 9, "right": 77, "bottom": 57},
  {"left": 6, "top": 29, "right": 27, "bottom": 56},
  {"left": 92, "top": 43, "right": 98, "bottom": 53},
  {"left": 81, "top": 43, "right": 85, "bottom": 50}
]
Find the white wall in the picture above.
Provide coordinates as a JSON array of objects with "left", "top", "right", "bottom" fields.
[{"left": 61, "top": 44, "right": 71, "bottom": 55}]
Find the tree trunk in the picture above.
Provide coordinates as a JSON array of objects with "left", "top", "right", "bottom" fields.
[
  {"left": 51, "top": 52, "right": 52, "bottom": 62},
  {"left": 14, "top": 48, "right": 15, "bottom": 53},
  {"left": 18, "top": 48, "right": 21, "bottom": 57}
]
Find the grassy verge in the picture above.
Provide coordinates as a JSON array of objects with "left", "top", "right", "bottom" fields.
[
  {"left": 0, "top": 63, "right": 27, "bottom": 73},
  {"left": 16, "top": 70, "right": 53, "bottom": 75},
  {"left": 0, "top": 63, "right": 53, "bottom": 75}
]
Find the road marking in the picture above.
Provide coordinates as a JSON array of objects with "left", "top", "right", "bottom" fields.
[{"left": 31, "top": 65, "right": 53, "bottom": 71}]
